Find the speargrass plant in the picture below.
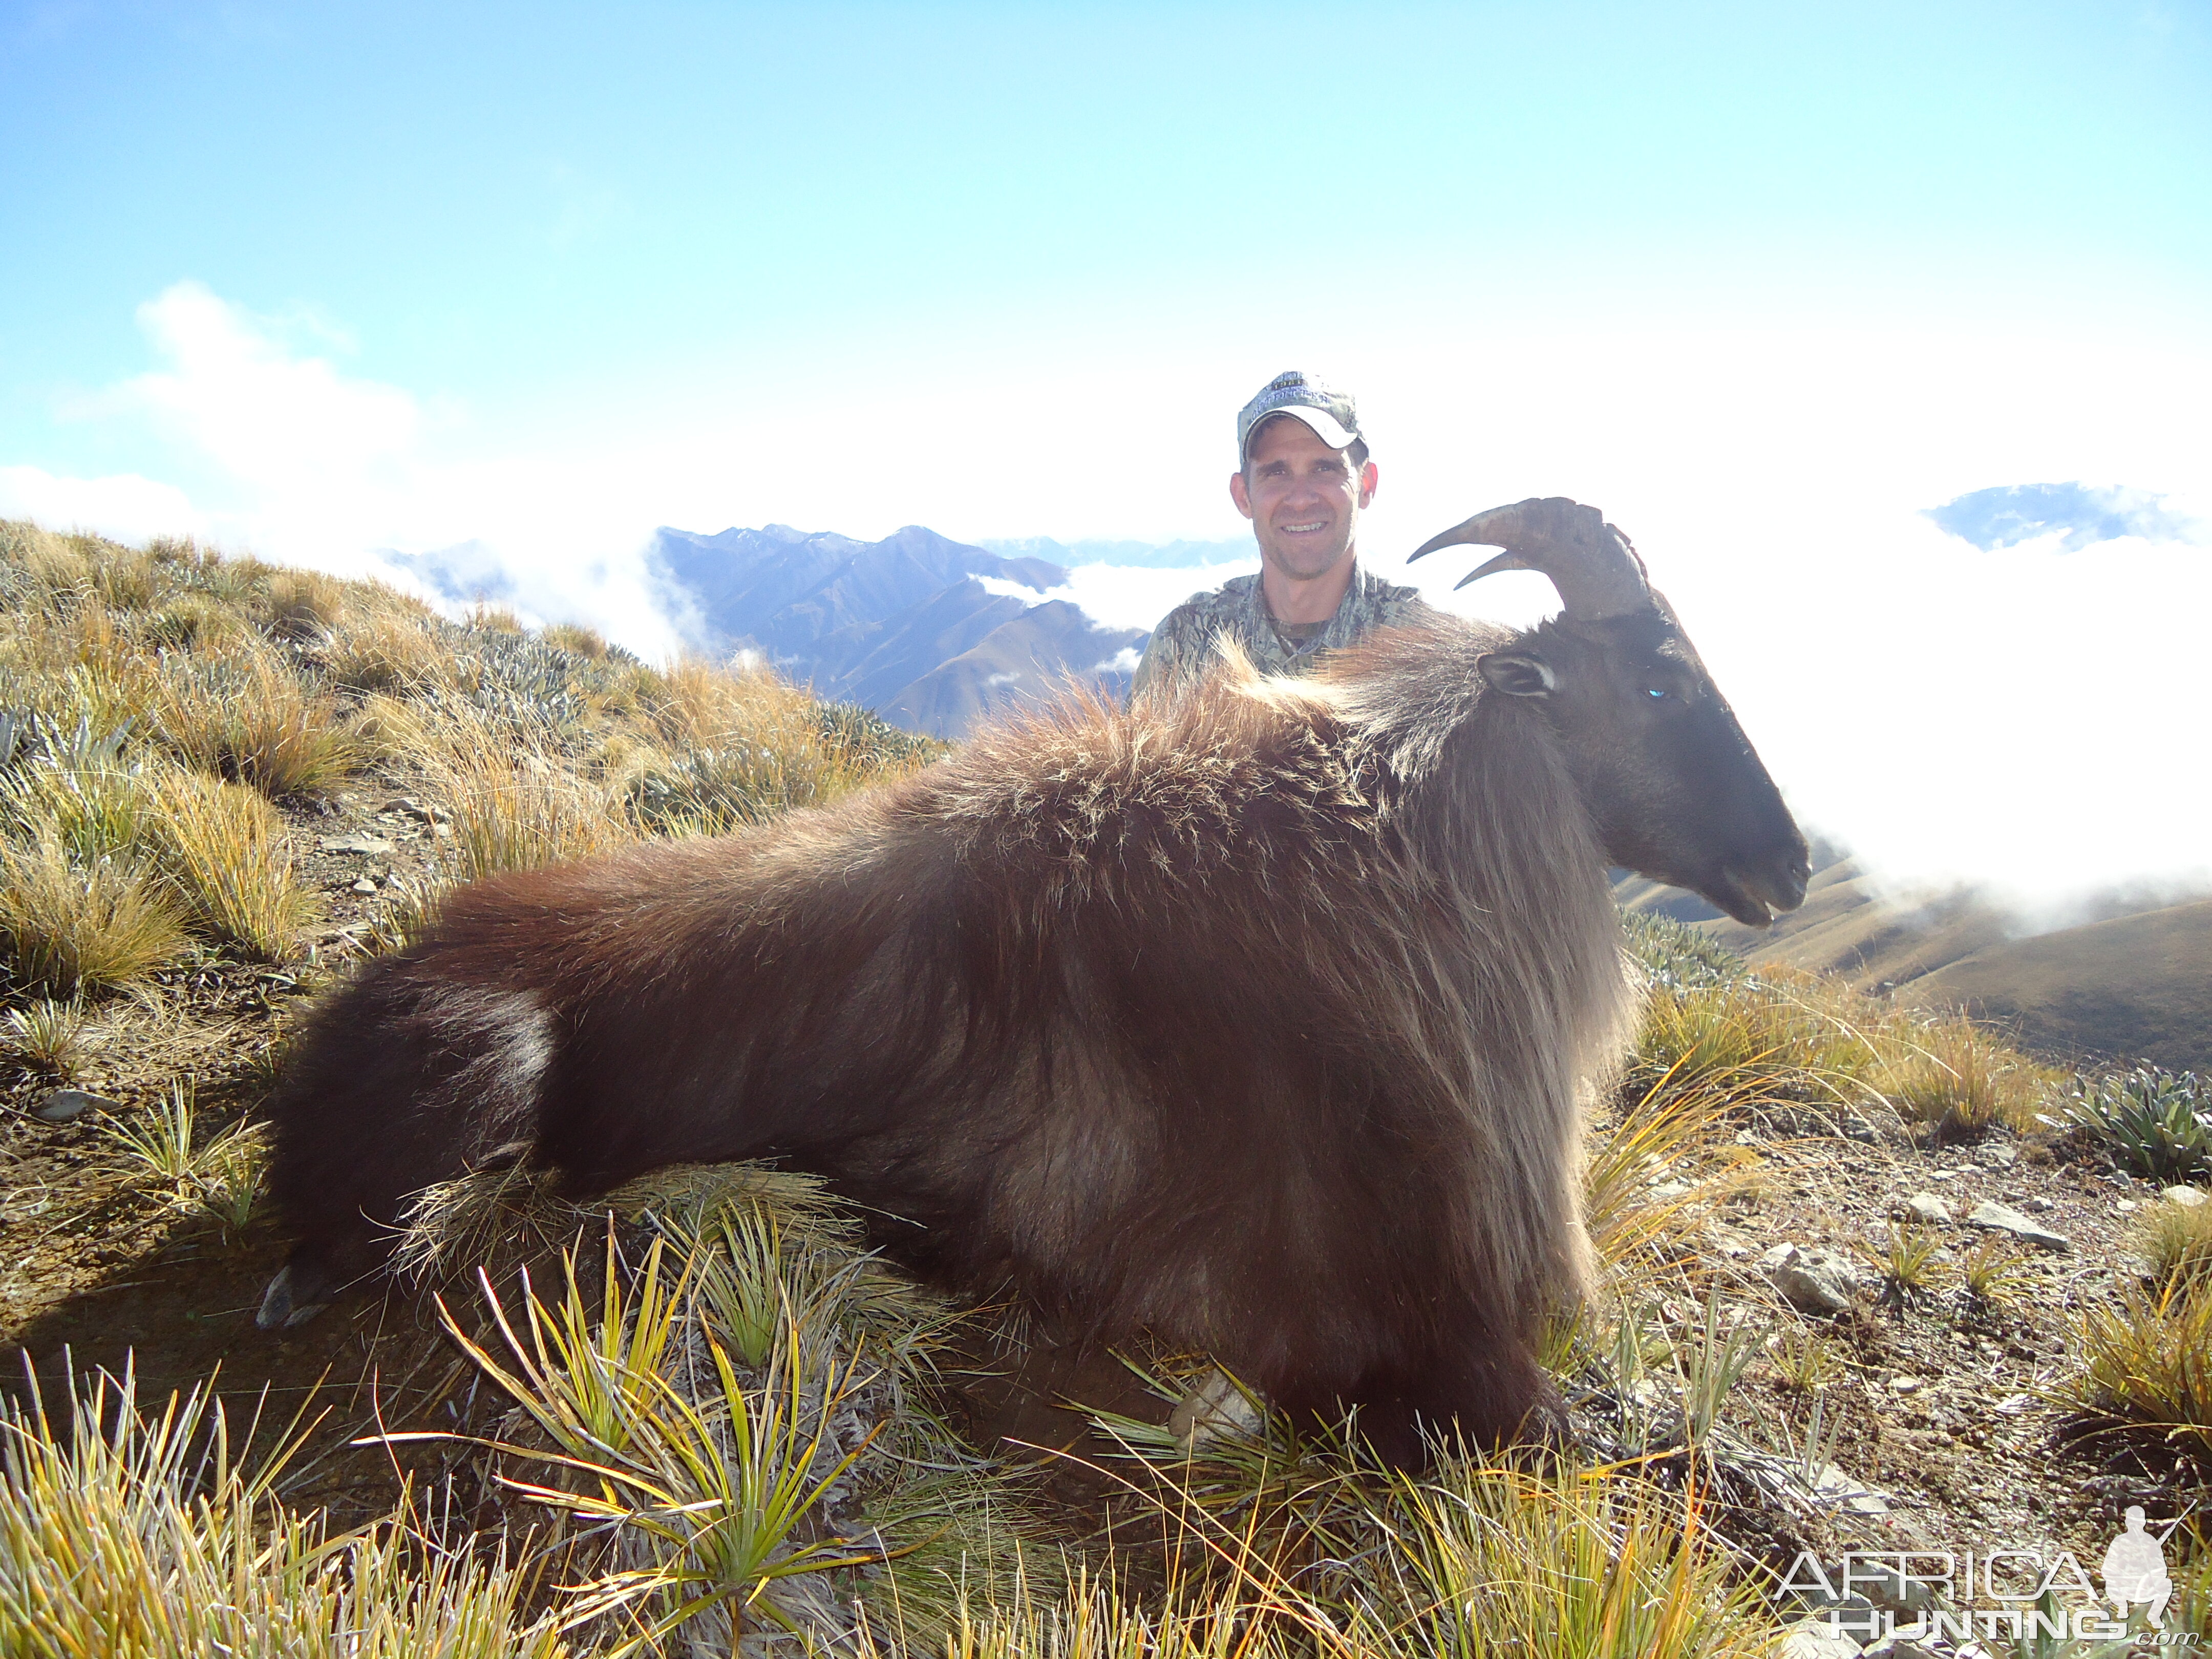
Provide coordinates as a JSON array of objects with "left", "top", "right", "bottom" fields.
[
  {"left": 1, "top": 995, "right": 88, "bottom": 1073},
  {"left": 407, "top": 1198, "right": 994, "bottom": 1658},
  {"left": 1859, "top": 1221, "right": 1948, "bottom": 1309},
  {"left": 2068, "top": 1067, "right": 2212, "bottom": 1184},
  {"left": 101, "top": 1078, "right": 266, "bottom": 1219}
]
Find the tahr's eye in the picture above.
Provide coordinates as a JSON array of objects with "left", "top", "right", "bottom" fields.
[{"left": 1646, "top": 687, "right": 1666, "bottom": 699}]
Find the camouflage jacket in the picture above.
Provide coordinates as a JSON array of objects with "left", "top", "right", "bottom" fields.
[{"left": 1130, "top": 563, "right": 1436, "bottom": 699}]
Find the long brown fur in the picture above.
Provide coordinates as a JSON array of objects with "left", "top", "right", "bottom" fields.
[{"left": 264, "top": 618, "right": 1653, "bottom": 1460}]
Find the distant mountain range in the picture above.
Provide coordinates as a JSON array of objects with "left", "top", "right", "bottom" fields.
[
  {"left": 647, "top": 523, "right": 1152, "bottom": 738},
  {"left": 387, "top": 522, "right": 1179, "bottom": 739}
]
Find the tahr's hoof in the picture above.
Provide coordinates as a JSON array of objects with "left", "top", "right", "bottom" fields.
[{"left": 254, "top": 1262, "right": 331, "bottom": 1331}]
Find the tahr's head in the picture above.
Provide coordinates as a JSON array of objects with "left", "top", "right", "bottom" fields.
[{"left": 1411, "top": 498, "right": 1810, "bottom": 927}]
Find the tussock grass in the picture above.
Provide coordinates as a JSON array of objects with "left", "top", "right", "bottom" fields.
[
  {"left": 148, "top": 646, "right": 360, "bottom": 798},
  {"left": 261, "top": 566, "right": 349, "bottom": 640},
  {"left": 145, "top": 590, "right": 249, "bottom": 652},
  {"left": 442, "top": 740, "right": 637, "bottom": 878},
  {"left": 1627, "top": 920, "right": 2060, "bottom": 1138},
  {"left": 142, "top": 763, "right": 321, "bottom": 958},
  {"left": 2137, "top": 1196, "right": 2212, "bottom": 1293},
  {"left": 0, "top": 832, "right": 192, "bottom": 994},
  {"left": 323, "top": 591, "right": 457, "bottom": 693},
  {"left": 2072, "top": 1276, "right": 2212, "bottom": 1460},
  {"left": 1870, "top": 1012, "right": 2058, "bottom": 1139},
  {"left": 0, "top": 1364, "right": 568, "bottom": 1658},
  {"left": 624, "top": 659, "right": 920, "bottom": 835},
  {"left": 542, "top": 621, "right": 610, "bottom": 659}
]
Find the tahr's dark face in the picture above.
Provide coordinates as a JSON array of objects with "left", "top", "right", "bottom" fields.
[{"left": 1477, "top": 599, "right": 1810, "bottom": 926}]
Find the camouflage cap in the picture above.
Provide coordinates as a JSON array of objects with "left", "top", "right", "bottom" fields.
[{"left": 1236, "top": 370, "right": 1360, "bottom": 463}]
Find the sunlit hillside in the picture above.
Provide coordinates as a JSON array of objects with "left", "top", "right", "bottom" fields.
[{"left": 2, "top": 520, "right": 2207, "bottom": 1656}]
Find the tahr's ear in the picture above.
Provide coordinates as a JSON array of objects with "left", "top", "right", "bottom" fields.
[{"left": 1477, "top": 651, "right": 1557, "bottom": 698}]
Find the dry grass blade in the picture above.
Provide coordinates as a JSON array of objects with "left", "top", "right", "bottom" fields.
[
  {"left": 2072, "top": 1275, "right": 2212, "bottom": 1460},
  {"left": 1367, "top": 1460, "right": 1782, "bottom": 1659},
  {"left": 143, "top": 764, "right": 322, "bottom": 958},
  {"left": 0, "top": 832, "right": 192, "bottom": 995},
  {"left": 149, "top": 645, "right": 360, "bottom": 798},
  {"left": 0, "top": 1359, "right": 566, "bottom": 1657},
  {"left": 2137, "top": 1196, "right": 2212, "bottom": 1292}
]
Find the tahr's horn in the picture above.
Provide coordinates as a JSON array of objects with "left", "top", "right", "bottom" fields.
[{"left": 1407, "top": 497, "right": 1652, "bottom": 621}]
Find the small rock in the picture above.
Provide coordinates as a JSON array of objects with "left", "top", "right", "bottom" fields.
[
  {"left": 2115, "top": 1198, "right": 2138, "bottom": 1214},
  {"left": 1168, "top": 1369, "right": 1262, "bottom": 1450},
  {"left": 1889, "top": 1375, "right": 1921, "bottom": 1393},
  {"left": 350, "top": 877, "right": 378, "bottom": 895},
  {"left": 1647, "top": 1178, "right": 1692, "bottom": 1201},
  {"left": 35, "top": 1087, "right": 118, "bottom": 1123},
  {"left": 1766, "top": 1244, "right": 1861, "bottom": 1315},
  {"left": 2164, "top": 1185, "right": 2208, "bottom": 1208},
  {"left": 1975, "top": 1143, "right": 2016, "bottom": 1168},
  {"left": 1841, "top": 1115, "right": 1879, "bottom": 1143},
  {"left": 1814, "top": 1460, "right": 1892, "bottom": 1516},
  {"left": 1861, "top": 1641, "right": 1940, "bottom": 1659},
  {"left": 320, "top": 833, "right": 394, "bottom": 857},
  {"left": 2022, "top": 1194, "right": 2055, "bottom": 1212},
  {"left": 1904, "top": 1192, "right": 1952, "bottom": 1226},
  {"left": 1782, "top": 1619, "right": 1865, "bottom": 1658},
  {"left": 1967, "top": 1199, "right": 2071, "bottom": 1251},
  {"left": 387, "top": 796, "right": 451, "bottom": 824}
]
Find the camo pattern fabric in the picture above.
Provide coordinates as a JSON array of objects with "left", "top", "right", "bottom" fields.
[{"left": 1130, "top": 563, "right": 1436, "bottom": 699}]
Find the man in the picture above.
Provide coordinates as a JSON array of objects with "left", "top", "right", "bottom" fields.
[{"left": 1131, "top": 370, "right": 1434, "bottom": 699}]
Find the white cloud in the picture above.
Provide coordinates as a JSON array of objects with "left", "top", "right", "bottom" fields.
[
  {"left": 0, "top": 465, "right": 206, "bottom": 544},
  {"left": 1049, "top": 559, "right": 1258, "bottom": 632},
  {"left": 106, "top": 282, "right": 420, "bottom": 501}
]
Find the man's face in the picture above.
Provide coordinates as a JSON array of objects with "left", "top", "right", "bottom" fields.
[{"left": 1229, "top": 415, "right": 1378, "bottom": 583}]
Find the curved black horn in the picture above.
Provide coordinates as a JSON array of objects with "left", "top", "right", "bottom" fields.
[{"left": 1407, "top": 497, "right": 1653, "bottom": 621}]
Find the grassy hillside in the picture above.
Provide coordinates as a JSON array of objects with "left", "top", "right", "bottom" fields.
[
  {"left": 1903, "top": 898, "right": 2212, "bottom": 1071},
  {"left": 3, "top": 519, "right": 2208, "bottom": 1655},
  {"left": 1623, "top": 851, "right": 2212, "bottom": 1070}
]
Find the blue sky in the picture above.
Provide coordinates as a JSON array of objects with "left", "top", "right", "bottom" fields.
[{"left": 4, "top": 1, "right": 2210, "bottom": 897}]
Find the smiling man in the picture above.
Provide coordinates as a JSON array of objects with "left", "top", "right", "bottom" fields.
[{"left": 1131, "top": 370, "right": 1434, "bottom": 699}]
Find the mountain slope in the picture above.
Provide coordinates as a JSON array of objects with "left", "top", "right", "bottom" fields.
[
  {"left": 1898, "top": 899, "right": 2212, "bottom": 1070},
  {"left": 1618, "top": 855, "right": 2212, "bottom": 1069},
  {"left": 648, "top": 523, "right": 1143, "bottom": 738}
]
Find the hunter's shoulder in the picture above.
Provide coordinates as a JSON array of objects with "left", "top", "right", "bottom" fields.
[{"left": 1157, "top": 572, "right": 1260, "bottom": 630}]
